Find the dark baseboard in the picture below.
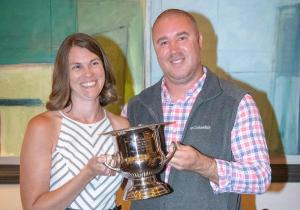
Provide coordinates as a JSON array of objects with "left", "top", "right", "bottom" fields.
[
  {"left": 270, "top": 164, "right": 300, "bottom": 182},
  {"left": 0, "top": 165, "right": 20, "bottom": 184},
  {"left": 1, "top": 164, "right": 300, "bottom": 184}
]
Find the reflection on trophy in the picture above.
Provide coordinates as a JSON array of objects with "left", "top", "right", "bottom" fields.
[{"left": 101, "top": 122, "right": 176, "bottom": 200}]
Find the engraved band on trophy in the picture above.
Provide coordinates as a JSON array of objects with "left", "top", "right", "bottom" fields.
[{"left": 100, "top": 122, "right": 176, "bottom": 200}]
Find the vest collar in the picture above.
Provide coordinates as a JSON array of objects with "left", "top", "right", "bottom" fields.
[
  {"left": 193, "top": 67, "right": 223, "bottom": 107},
  {"left": 135, "top": 68, "right": 223, "bottom": 123}
]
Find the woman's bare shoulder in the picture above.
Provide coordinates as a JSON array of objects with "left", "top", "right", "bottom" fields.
[
  {"left": 24, "top": 111, "right": 62, "bottom": 145},
  {"left": 28, "top": 111, "right": 61, "bottom": 130},
  {"left": 106, "top": 111, "right": 130, "bottom": 130}
]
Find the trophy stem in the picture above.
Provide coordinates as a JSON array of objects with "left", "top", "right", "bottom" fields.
[{"left": 124, "top": 176, "right": 171, "bottom": 200}]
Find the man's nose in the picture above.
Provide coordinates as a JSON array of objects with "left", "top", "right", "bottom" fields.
[{"left": 169, "top": 41, "right": 179, "bottom": 52}]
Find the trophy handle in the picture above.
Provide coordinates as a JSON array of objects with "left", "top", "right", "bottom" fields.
[
  {"left": 162, "top": 141, "right": 177, "bottom": 165},
  {"left": 104, "top": 153, "right": 121, "bottom": 172}
]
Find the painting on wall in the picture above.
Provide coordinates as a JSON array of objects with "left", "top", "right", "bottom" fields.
[
  {"left": 0, "top": 0, "right": 77, "bottom": 158},
  {"left": 0, "top": 0, "right": 145, "bottom": 159},
  {"left": 147, "top": 0, "right": 299, "bottom": 167},
  {"left": 0, "top": 64, "right": 53, "bottom": 157},
  {"left": 271, "top": 3, "right": 300, "bottom": 157},
  {"left": 242, "top": 2, "right": 300, "bottom": 161},
  {"left": 1, "top": 0, "right": 299, "bottom": 185}
]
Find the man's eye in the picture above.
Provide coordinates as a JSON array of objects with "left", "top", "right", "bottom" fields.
[
  {"left": 178, "top": 36, "right": 187, "bottom": 41},
  {"left": 159, "top": 41, "right": 168, "bottom": 46}
]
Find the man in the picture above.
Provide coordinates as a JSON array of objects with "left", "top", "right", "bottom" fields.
[{"left": 125, "top": 9, "right": 271, "bottom": 210}]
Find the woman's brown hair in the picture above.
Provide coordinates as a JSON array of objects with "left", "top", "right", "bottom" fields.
[{"left": 46, "top": 33, "right": 117, "bottom": 110}]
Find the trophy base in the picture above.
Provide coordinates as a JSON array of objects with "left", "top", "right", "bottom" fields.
[{"left": 124, "top": 176, "right": 171, "bottom": 200}]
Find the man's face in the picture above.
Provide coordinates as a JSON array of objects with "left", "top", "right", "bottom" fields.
[{"left": 152, "top": 14, "right": 203, "bottom": 85}]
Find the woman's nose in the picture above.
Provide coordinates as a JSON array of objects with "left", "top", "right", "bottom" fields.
[{"left": 84, "top": 65, "right": 93, "bottom": 76}]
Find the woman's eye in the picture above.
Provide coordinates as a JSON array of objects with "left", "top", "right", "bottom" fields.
[
  {"left": 92, "top": 61, "right": 100, "bottom": 66},
  {"left": 71, "top": 64, "right": 81, "bottom": 71}
]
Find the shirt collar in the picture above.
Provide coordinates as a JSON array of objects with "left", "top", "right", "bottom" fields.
[{"left": 161, "top": 67, "right": 207, "bottom": 103}]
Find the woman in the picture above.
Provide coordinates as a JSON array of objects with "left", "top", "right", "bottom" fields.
[{"left": 20, "top": 33, "right": 129, "bottom": 210}]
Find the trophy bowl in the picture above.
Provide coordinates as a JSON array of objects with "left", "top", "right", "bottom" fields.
[{"left": 101, "top": 122, "right": 176, "bottom": 200}]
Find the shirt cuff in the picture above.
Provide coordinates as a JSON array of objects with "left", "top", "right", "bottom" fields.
[{"left": 210, "top": 159, "right": 232, "bottom": 193}]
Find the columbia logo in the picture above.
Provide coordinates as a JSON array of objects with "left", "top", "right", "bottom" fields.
[{"left": 190, "top": 125, "right": 211, "bottom": 130}]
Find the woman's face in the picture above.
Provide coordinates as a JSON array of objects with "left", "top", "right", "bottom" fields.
[{"left": 68, "top": 46, "right": 105, "bottom": 102}]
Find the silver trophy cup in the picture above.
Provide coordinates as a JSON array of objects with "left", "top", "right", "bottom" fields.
[{"left": 102, "top": 122, "right": 176, "bottom": 200}]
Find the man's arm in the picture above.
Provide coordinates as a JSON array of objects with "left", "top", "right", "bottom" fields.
[
  {"left": 169, "top": 94, "right": 271, "bottom": 194},
  {"left": 210, "top": 94, "right": 271, "bottom": 194}
]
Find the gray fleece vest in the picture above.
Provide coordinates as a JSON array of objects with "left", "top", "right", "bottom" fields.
[{"left": 127, "top": 69, "right": 246, "bottom": 210}]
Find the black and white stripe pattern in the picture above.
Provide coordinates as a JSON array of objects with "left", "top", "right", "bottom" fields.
[{"left": 50, "top": 111, "right": 123, "bottom": 210}]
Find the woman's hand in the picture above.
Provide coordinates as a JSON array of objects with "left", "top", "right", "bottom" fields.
[{"left": 85, "top": 155, "right": 116, "bottom": 178}]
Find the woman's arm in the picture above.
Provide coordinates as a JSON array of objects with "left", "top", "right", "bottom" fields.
[{"left": 20, "top": 112, "right": 111, "bottom": 210}]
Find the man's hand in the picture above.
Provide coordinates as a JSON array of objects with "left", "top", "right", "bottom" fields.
[{"left": 169, "top": 142, "right": 219, "bottom": 184}]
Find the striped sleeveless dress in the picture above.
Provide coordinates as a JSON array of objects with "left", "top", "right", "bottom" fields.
[{"left": 49, "top": 111, "right": 123, "bottom": 210}]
